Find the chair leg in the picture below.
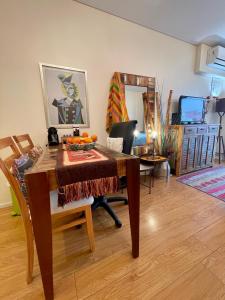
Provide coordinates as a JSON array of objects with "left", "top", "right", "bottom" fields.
[
  {"left": 25, "top": 224, "right": 34, "bottom": 284},
  {"left": 107, "top": 196, "right": 128, "bottom": 205},
  {"left": 166, "top": 161, "right": 169, "bottom": 183},
  {"left": 149, "top": 174, "right": 152, "bottom": 194},
  {"left": 92, "top": 198, "right": 101, "bottom": 210},
  {"left": 85, "top": 206, "right": 95, "bottom": 252},
  {"left": 101, "top": 201, "right": 122, "bottom": 228}
]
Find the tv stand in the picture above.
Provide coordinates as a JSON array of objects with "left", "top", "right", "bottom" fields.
[{"left": 167, "top": 124, "right": 219, "bottom": 176}]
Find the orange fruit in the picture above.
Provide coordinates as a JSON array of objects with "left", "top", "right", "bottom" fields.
[
  {"left": 72, "top": 137, "right": 80, "bottom": 144},
  {"left": 82, "top": 132, "right": 89, "bottom": 138},
  {"left": 67, "top": 137, "right": 73, "bottom": 144},
  {"left": 82, "top": 132, "right": 88, "bottom": 137},
  {"left": 91, "top": 134, "right": 98, "bottom": 142}
]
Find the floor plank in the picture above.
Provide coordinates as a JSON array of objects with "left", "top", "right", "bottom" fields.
[
  {"left": 77, "top": 237, "right": 211, "bottom": 299},
  {"left": 152, "top": 263, "right": 225, "bottom": 300},
  {"left": 202, "top": 249, "right": 225, "bottom": 285},
  {"left": 194, "top": 218, "right": 225, "bottom": 251},
  {"left": 1, "top": 176, "right": 225, "bottom": 299}
]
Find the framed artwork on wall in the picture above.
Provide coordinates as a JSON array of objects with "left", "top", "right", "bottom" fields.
[{"left": 39, "top": 63, "right": 89, "bottom": 128}]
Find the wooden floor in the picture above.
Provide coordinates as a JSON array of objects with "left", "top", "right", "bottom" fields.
[{"left": 2, "top": 175, "right": 225, "bottom": 299}]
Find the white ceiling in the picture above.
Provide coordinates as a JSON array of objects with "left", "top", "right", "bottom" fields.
[{"left": 76, "top": 0, "right": 225, "bottom": 46}]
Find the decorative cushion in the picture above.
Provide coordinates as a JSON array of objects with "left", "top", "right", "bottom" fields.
[
  {"left": 12, "top": 154, "right": 34, "bottom": 198},
  {"left": 107, "top": 137, "right": 123, "bottom": 153},
  {"left": 28, "top": 145, "right": 43, "bottom": 161}
]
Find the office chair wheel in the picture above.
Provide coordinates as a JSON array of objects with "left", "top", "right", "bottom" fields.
[{"left": 115, "top": 221, "right": 122, "bottom": 228}]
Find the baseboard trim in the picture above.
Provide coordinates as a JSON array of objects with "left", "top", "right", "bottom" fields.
[{"left": 0, "top": 202, "right": 12, "bottom": 208}]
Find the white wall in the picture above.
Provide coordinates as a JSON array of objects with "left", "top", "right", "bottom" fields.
[{"left": 0, "top": 0, "right": 221, "bottom": 205}]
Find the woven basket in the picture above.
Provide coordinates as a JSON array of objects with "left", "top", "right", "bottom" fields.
[{"left": 67, "top": 142, "right": 96, "bottom": 151}]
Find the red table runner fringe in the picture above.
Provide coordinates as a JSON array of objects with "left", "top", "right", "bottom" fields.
[{"left": 58, "top": 175, "right": 118, "bottom": 206}]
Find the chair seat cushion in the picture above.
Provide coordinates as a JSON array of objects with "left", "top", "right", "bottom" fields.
[
  {"left": 107, "top": 137, "right": 123, "bottom": 153},
  {"left": 50, "top": 191, "right": 94, "bottom": 214}
]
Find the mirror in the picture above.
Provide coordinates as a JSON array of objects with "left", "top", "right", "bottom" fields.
[
  {"left": 109, "top": 72, "right": 156, "bottom": 149},
  {"left": 125, "top": 85, "right": 147, "bottom": 132}
]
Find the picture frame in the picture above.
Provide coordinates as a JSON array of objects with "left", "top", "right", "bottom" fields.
[{"left": 39, "top": 63, "right": 89, "bottom": 128}]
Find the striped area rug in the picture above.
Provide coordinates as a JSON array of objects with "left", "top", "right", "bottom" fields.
[{"left": 177, "top": 166, "right": 225, "bottom": 201}]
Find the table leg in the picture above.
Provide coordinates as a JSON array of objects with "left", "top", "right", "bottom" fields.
[
  {"left": 26, "top": 172, "right": 53, "bottom": 300},
  {"left": 126, "top": 158, "right": 140, "bottom": 258}
]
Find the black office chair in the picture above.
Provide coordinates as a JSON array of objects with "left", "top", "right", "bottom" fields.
[{"left": 92, "top": 120, "right": 137, "bottom": 228}]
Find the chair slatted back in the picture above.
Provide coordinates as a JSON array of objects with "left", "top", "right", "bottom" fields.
[
  {"left": 0, "top": 137, "right": 21, "bottom": 168},
  {"left": 13, "top": 134, "right": 34, "bottom": 154},
  {"left": 0, "top": 137, "right": 31, "bottom": 229}
]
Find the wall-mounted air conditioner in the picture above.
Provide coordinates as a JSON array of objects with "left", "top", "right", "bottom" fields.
[
  {"left": 207, "top": 46, "right": 225, "bottom": 71},
  {"left": 195, "top": 44, "right": 225, "bottom": 77}
]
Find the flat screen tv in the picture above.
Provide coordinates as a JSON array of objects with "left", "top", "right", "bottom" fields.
[{"left": 178, "top": 96, "right": 205, "bottom": 124}]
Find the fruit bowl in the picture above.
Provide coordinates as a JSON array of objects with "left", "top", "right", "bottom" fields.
[
  {"left": 65, "top": 133, "right": 97, "bottom": 151},
  {"left": 67, "top": 142, "right": 96, "bottom": 151}
]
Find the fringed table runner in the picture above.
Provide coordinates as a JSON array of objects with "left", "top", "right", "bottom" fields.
[{"left": 56, "top": 148, "right": 118, "bottom": 206}]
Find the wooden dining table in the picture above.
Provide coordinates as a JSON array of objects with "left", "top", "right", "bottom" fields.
[{"left": 25, "top": 144, "right": 140, "bottom": 300}]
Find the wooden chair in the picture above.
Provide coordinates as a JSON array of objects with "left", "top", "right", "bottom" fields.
[
  {"left": 140, "top": 163, "right": 154, "bottom": 194},
  {"left": 0, "top": 137, "right": 95, "bottom": 284},
  {"left": 13, "top": 134, "right": 34, "bottom": 154}
]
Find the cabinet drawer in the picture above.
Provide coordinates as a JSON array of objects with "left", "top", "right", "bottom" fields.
[
  {"left": 197, "top": 126, "right": 207, "bottom": 134},
  {"left": 208, "top": 126, "right": 218, "bottom": 134},
  {"left": 184, "top": 127, "right": 197, "bottom": 135}
]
